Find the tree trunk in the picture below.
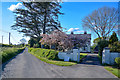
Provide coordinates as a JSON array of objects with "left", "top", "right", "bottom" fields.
[{"left": 43, "top": 8, "right": 47, "bottom": 34}]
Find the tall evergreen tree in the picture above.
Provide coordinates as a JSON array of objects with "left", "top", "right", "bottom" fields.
[
  {"left": 109, "top": 31, "right": 118, "bottom": 44},
  {"left": 11, "top": 1, "right": 63, "bottom": 38}
]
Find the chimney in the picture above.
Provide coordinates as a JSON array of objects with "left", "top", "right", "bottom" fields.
[
  {"left": 71, "top": 31, "right": 74, "bottom": 34},
  {"left": 84, "top": 31, "right": 87, "bottom": 34}
]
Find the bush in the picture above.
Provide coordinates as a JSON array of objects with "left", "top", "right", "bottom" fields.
[
  {"left": 115, "top": 57, "right": 120, "bottom": 66},
  {"left": 98, "top": 40, "right": 109, "bottom": 56},
  {"left": 109, "top": 41, "right": 120, "bottom": 52},
  {"left": 109, "top": 31, "right": 118, "bottom": 44},
  {"left": 33, "top": 43, "right": 39, "bottom": 48},
  {"left": 28, "top": 48, "right": 59, "bottom": 60}
]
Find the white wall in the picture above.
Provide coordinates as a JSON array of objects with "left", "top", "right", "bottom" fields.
[
  {"left": 58, "top": 49, "right": 80, "bottom": 62},
  {"left": 102, "top": 48, "right": 120, "bottom": 65}
]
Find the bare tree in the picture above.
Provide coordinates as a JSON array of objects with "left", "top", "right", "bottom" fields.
[{"left": 82, "top": 7, "right": 118, "bottom": 40}]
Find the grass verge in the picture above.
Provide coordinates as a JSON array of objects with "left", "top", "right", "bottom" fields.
[
  {"left": 104, "top": 66, "right": 120, "bottom": 78},
  {"left": 28, "top": 48, "right": 88, "bottom": 66},
  {"left": 0, "top": 47, "right": 25, "bottom": 63},
  {"left": 30, "top": 52, "right": 77, "bottom": 66}
]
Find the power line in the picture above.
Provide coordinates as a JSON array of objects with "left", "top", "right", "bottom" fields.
[
  {"left": 0, "top": 29, "right": 9, "bottom": 33},
  {"left": 11, "top": 34, "right": 19, "bottom": 44}
]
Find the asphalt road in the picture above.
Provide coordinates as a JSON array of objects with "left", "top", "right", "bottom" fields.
[{"left": 1, "top": 48, "right": 117, "bottom": 78}]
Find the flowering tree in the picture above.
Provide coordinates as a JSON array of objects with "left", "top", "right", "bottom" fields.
[
  {"left": 40, "top": 30, "right": 73, "bottom": 51},
  {"left": 40, "top": 30, "right": 89, "bottom": 51}
]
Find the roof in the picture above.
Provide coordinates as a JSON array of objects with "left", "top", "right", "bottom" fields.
[{"left": 67, "top": 34, "right": 91, "bottom": 39}]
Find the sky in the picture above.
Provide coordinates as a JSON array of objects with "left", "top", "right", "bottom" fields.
[{"left": 0, "top": 1, "right": 119, "bottom": 45}]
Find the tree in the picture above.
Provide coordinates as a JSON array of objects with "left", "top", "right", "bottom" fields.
[
  {"left": 109, "top": 31, "right": 118, "bottom": 44},
  {"left": 40, "top": 30, "right": 89, "bottom": 51},
  {"left": 40, "top": 30, "right": 73, "bottom": 51},
  {"left": 98, "top": 39, "right": 109, "bottom": 56},
  {"left": 28, "top": 37, "right": 42, "bottom": 47},
  {"left": 11, "top": 1, "right": 63, "bottom": 39},
  {"left": 28, "top": 38, "right": 36, "bottom": 47},
  {"left": 82, "top": 7, "right": 118, "bottom": 40},
  {"left": 93, "top": 37, "right": 102, "bottom": 44}
]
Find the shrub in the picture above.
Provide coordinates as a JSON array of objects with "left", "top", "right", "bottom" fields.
[
  {"left": 109, "top": 31, "right": 118, "bottom": 44},
  {"left": 109, "top": 41, "right": 120, "bottom": 52},
  {"left": 1, "top": 47, "right": 25, "bottom": 63},
  {"left": 98, "top": 39, "right": 109, "bottom": 56},
  {"left": 115, "top": 57, "right": 120, "bottom": 66},
  {"left": 33, "top": 44, "right": 39, "bottom": 48},
  {"left": 28, "top": 48, "right": 59, "bottom": 60}
]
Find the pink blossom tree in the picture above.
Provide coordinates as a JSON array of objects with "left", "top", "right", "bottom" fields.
[
  {"left": 40, "top": 30, "right": 73, "bottom": 51},
  {"left": 40, "top": 30, "right": 89, "bottom": 51}
]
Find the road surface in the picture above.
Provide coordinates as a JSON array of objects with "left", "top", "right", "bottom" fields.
[{"left": 1, "top": 48, "right": 117, "bottom": 78}]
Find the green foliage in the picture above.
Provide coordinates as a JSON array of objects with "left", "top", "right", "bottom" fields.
[
  {"left": 91, "top": 44, "right": 97, "bottom": 53},
  {"left": 104, "top": 66, "right": 120, "bottom": 78},
  {"left": 93, "top": 37, "right": 102, "bottom": 44},
  {"left": 98, "top": 40, "right": 109, "bottom": 56},
  {"left": 33, "top": 43, "right": 39, "bottom": 48},
  {"left": 0, "top": 43, "right": 14, "bottom": 47},
  {"left": 115, "top": 57, "right": 120, "bottom": 66},
  {"left": 109, "top": 31, "right": 118, "bottom": 44},
  {"left": 109, "top": 41, "right": 120, "bottom": 52},
  {"left": 28, "top": 38, "right": 36, "bottom": 47},
  {"left": 28, "top": 48, "right": 76, "bottom": 66},
  {"left": 0, "top": 43, "right": 25, "bottom": 48},
  {"left": 28, "top": 48, "right": 59, "bottom": 60},
  {"left": 28, "top": 37, "right": 41, "bottom": 48},
  {"left": 1, "top": 47, "right": 25, "bottom": 63}
]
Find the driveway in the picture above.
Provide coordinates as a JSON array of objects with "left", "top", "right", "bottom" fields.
[{"left": 1, "top": 48, "right": 117, "bottom": 78}]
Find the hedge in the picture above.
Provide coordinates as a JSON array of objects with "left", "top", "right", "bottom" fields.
[
  {"left": 1, "top": 47, "right": 25, "bottom": 63},
  {"left": 109, "top": 41, "right": 120, "bottom": 52},
  {"left": 115, "top": 57, "right": 120, "bottom": 66},
  {"left": 28, "top": 48, "right": 59, "bottom": 60}
]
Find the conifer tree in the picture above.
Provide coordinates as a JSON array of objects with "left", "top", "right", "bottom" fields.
[{"left": 109, "top": 31, "right": 118, "bottom": 44}]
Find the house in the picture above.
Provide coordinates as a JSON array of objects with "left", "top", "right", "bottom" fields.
[{"left": 67, "top": 31, "right": 91, "bottom": 53}]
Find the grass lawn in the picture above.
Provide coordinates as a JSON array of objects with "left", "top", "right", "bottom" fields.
[
  {"left": 80, "top": 53, "right": 88, "bottom": 60},
  {"left": 104, "top": 66, "right": 120, "bottom": 78}
]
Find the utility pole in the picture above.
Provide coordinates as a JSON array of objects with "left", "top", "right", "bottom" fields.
[
  {"left": 2, "top": 35, "right": 3, "bottom": 44},
  {"left": 9, "top": 32, "right": 11, "bottom": 45}
]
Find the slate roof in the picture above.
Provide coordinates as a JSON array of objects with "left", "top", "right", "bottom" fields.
[{"left": 67, "top": 34, "right": 91, "bottom": 40}]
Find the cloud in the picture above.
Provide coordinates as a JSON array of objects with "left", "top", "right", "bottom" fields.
[
  {"left": 68, "top": 28, "right": 80, "bottom": 32},
  {"left": 8, "top": 3, "right": 22, "bottom": 11},
  {"left": 68, "top": 28, "right": 84, "bottom": 33}
]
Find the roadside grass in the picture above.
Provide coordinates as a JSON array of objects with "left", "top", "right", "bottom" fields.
[
  {"left": 31, "top": 52, "right": 77, "bottom": 66},
  {"left": 28, "top": 48, "right": 77, "bottom": 66},
  {"left": 0, "top": 47, "right": 25, "bottom": 63},
  {"left": 28, "top": 48, "right": 88, "bottom": 66},
  {"left": 104, "top": 66, "right": 120, "bottom": 78}
]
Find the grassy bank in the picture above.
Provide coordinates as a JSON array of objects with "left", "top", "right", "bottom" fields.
[
  {"left": 104, "top": 66, "right": 120, "bottom": 78},
  {"left": 0, "top": 47, "right": 25, "bottom": 63},
  {"left": 28, "top": 48, "right": 77, "bottom": 66}
]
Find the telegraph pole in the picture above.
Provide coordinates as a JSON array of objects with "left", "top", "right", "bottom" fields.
[
  {"left": 9, "top": 32, "right": 11, "bottom": 45},
  {"left": 2, "top": 35, "right": 3, "bottom": 44}
]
